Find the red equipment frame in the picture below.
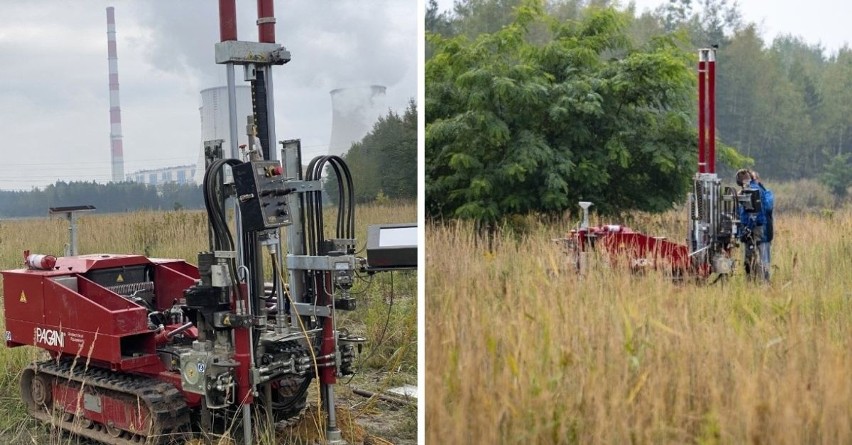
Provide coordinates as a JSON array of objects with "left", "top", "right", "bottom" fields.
[
  {"left": 4, "top": 254, "right": 197, "bottom": 374},
  {"left": 564, "top": 48, "right": 723, "bottom": 279}
]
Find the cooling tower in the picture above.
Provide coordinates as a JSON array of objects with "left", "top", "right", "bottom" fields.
[
  {"left": 328, "top": 85, "right": 386, "bottom": 157},
  {"left": 194, "top": 86, "right": 253, "bottom": 183}
]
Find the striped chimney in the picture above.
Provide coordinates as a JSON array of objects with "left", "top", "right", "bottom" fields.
[{"left": 106, "top": 6, "right": 125, "bottom": 182}]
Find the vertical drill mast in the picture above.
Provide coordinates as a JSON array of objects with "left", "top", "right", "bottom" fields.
[
  {"left": 214, "top": 2, "right": 349, "bottom": 443},
  {"left": 689, "top": 48, "right": 736, "bottom": 278}
]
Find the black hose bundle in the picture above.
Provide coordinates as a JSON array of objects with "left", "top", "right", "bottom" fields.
[
  {"left": 202, "top": 158, "right": 244, "bottom": 300},
  {"left": 302, "top": 155, "right": 355, "bottom": 256}
]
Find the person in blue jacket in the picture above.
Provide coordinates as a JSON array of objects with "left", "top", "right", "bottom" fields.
[{"left": 736, "top": 169, "right": 774, "bottom": 281}]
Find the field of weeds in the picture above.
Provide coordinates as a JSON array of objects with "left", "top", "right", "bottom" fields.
[
  {"left": 0, "top": 202, "right": 416, "bottom": 444},
  {"left": 427, "top": 205, "right": 852, "bottom": 444}
]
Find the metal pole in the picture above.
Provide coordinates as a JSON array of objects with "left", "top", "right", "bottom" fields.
[
  {"left": 708, "top": 49, "right": 716, "bottom": 174},
  {"left": 242, "top": 404, "right": 252, "bottom": 445},
  {"left": 217, "top": 3, "right": 252, "bottom": 443},
  {"left": 281, "top": 141, "right": 305, "bottom": 330},
  {"left": 256, "top": 0, "right": 276, "bottom": 43},
  {"left": 264, "top": 66, "right": 277, "bottom": 162},
  {"left": 68, "top": 212, "right": 78, "bottom": 256},
  {"left": 697, "top": 50, "right": 707, "bottom": 174},
  {"left": 227, "top": 66, "right": 240, "bottom": 160},
  {"left": 323, "top": 384, "right": 344, "bottom": 444},
  {"left": 218, "top": 0, "right": 238, "bottom": 41}
]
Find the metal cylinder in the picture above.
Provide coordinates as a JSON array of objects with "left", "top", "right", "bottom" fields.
[
  {"left": 218, "top": 0, "right": 238, "bottom": 41},
  {"left": 256, "top": 0, "right": 276, "bottom": 43},
  {"left": 707, "top": 51, "right": 716, "bottom": 174},
  {"left": 697, "top": 54, "right": 706, "bottom": 174},
  {"left": 26, "top": 254, "right": 57, "bottom": 270}
]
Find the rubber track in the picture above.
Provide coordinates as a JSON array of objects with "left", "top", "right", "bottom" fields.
[{"left": 26, "top": 359, "right": 191, "bottom": 445}]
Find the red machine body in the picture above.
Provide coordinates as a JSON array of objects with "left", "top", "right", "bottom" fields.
[
  {"left": 3, "top": 254, "right": 205, "bottom": 442},
  {"left": 4, "top": 254, "right": 198, "bottom": 372},
  {"left": 570, "top": 224, "right": 692, "bottom": 275}
]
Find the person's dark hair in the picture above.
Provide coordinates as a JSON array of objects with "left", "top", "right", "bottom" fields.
[{"left": 735, "top": 169, "right": 752, "bottom": 187}]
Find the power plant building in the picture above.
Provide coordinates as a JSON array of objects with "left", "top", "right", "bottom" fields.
[
  {"left": 195, "top": 86, "right": 254, "bottom": 184},
  {"left": 127, "top": 165, "right": 196, "bottom": 186},
  {"left": 128, "top": 84, "right": 383, "bottom": 186}
]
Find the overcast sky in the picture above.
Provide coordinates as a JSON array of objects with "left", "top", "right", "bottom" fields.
[
  {"left": 630, "top": 0, "right": 852, "bottom": 54},
  {"left": 435, "top": 0, "right": 852, "bottom": 53},
  {"left": 0, "top": 1, "right": 417, "bottom": 190}
]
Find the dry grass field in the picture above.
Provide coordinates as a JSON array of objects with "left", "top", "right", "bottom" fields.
[
  {"left": 427, "top": 205, "right": 851, "bottom": 444},
  {"left": 0, "top": 202, "right": 416, "bottom": 444}
]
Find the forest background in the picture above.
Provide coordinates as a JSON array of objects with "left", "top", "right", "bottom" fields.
[{"left": 426, "top": 0, "right": 852, "bottom": 223}]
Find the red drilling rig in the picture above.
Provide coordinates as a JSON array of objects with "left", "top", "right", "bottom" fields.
[
  {"left": 2, "top": 2, "right": 416, "bottom": 444},
  {"left": 562, "top": 48, "right": 745, "bottom": 281}
]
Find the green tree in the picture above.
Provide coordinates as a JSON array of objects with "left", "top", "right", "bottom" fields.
[
  {"left": 451, "top": 0, "right": 525, "bottom": 37},
  {"left": 654, "top": 0, "right": 742, "bottom": 46},
  {"left": 426, "top": 3, "right": 696, "bottom": 223},
  {"left": 817, "top": 47, "right": 852, "bottom": 162},
  {"left": 820, "top": 153, "right": 852, "bottom": 198},
  {"left": 426, "top": 0, "right": 454, "bottom": 36},
  {"left": 325, "top": 101, "right": 418, "bottom": 203}
]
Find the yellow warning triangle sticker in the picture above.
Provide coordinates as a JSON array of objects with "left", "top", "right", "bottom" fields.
[
  {"left": 19, "top": 291, "right": 27, "bottom": 303},
  {"left": 116, "top": 274, "right": 124, "bottom": 283}
]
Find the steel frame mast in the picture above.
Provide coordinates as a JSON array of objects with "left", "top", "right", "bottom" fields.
[{"left": 215, "top": 2, "right": 347, "bottom": 443}]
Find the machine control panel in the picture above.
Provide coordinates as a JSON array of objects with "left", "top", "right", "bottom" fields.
[
  {"left": 365, "top": 223, "right": 418, "bottom": 270},
  {"left": 232, "top": 160, "right": 293, "bottom": 232}
]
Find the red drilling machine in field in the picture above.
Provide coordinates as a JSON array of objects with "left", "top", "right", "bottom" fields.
[
  {"left": 2, "top": 2, "right": 415, "bottom": 444},
  {"left": 561, "top": 48, "right": 749, "bottom": 281}
]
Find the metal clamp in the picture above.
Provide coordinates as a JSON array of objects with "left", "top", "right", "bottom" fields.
[{"left": 286, "top": 254, "right": 355, "bottom": 271}]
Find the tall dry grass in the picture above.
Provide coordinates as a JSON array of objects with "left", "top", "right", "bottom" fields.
[
  {"left": 426, "top": 208, "right": 852, "bottom": 444},
  {"left": 0, "top": 202, "right": 416, "bottom": 267}
]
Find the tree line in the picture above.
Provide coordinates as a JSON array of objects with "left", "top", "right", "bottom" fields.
[
  {"left": 426, "top": 0, "right": 852, "bottom": 222},
  {"left": 0, "top": 181, "right": 203, "bottom": 218},
  {"left": 2, "top": 101, "right": 417, "bottom": 218}
]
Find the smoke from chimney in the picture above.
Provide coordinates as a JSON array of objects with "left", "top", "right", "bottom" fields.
[{"left": 328, "top": 85, "right": 386, "bottom": 157}]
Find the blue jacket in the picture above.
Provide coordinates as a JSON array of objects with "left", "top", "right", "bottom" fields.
[{"left": 739, "top": 179, "right": 774, "bottom": 242}]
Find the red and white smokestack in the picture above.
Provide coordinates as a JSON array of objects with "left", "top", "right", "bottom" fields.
[{"left": 106, "top": 7, "right": 125, "bottom": 183}]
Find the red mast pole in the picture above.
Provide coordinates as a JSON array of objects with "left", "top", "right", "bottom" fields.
[
  {"left": 707, "top": 49, "right": 716, "bottom": 174},
  {"left": 697, "top": 52, "right": 707, "bottom": 174},
  {"left": 257, "top": 0, "right": 276, "bottom": 43},
  {"left": 218, "top": 0, "right": 238, "bottom": 41}
]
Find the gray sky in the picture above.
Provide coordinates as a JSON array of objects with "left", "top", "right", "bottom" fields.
[
  {"left": 631, "top": 0, "right": 852, "bottom": 54},
  {"left": 0, "top": 1, "right": 417, "bottom": 190},
  {"left": 435, "top": 0, "right": 852, "bottom": 53}
]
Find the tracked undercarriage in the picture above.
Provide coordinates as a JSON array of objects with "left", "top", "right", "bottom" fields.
[{"left": 22, "top": 359, "right": 190, "bottom": 444}]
